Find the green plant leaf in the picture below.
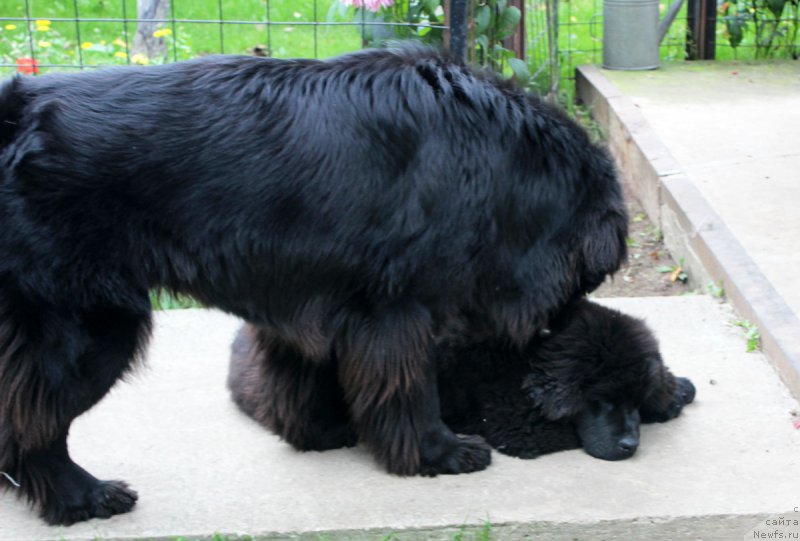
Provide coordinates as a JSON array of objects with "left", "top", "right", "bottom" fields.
[
  {"left": 421, "top": 0, "right": 440, "bottom": 14},
  {"left": 497, "top": 6, "right": 521, "bottom": 39},
  {"left": 492, "top": 43, "right": 513, "bottom": 59},
  {"left": 732, "top": 319, "right": 762, "bottom": 352},
  {"left": 508, "top": 57, "right": 530, "bottom": 83},
  {"left": 707, "top": 281, "right": 726, "bottom": 298},
  {"left": 475, "top": 5, "right": 492, "bottom": 35},
  {"left": 766, "top": 0, "right": 787, "bottom": 19}
]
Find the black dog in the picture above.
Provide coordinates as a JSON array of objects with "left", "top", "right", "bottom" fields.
[
  {"left": 0, "top": 44, "right": 627, "bottom": 524},
  {"left": 228, "top": 299, "right": 695, "bottom": 462},
  {"left": 438, "top": 299, "right": 696, "bottom": 461}
]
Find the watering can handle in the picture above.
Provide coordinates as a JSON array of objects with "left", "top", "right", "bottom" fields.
[
  {"left": 658, "top": 0, "right": 686, "bottom": 45},
  {"left": 589, "top": 12, "right": 601, "bottom": 41}
]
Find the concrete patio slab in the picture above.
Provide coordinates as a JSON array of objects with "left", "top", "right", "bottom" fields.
[
  {"left": 576, "top": 61, "right": 800, "bottom": 401},
  {"left": 2, "top": 297, "right": 798, "bottom": 540},
  {"left": 604, "top": 63, "right": 800, "bottom": 317}
]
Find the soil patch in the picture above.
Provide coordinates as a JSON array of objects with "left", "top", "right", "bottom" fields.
[{"left": 592, "top": 195, "right": 691, "bottom": 298}]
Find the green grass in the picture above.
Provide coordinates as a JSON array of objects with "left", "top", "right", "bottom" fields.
[
  {"left": 149, "top": 289, "right": 203, "bottom": 310},
  {"left": 3, "top": 1, "right": 797, "bottom": 80},
  {"left": 0, "top": 0, "right": 713, "bottom": 77},
  {"left": 0, "top": 0, "right": 364, "bottom": 76}
]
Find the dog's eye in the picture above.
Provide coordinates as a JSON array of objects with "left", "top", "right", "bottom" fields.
[{"left": 538, "top": 327, "right": 552, "bottom": 338}]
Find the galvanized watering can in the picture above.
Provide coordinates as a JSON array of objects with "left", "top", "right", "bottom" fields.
[{"left": 603, "top": 0, "right": 686, "bottom": 70}]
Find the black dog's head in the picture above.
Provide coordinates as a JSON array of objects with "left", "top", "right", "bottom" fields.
[{"left": 523, "top": 299, "right": 695, "bottom": 460}]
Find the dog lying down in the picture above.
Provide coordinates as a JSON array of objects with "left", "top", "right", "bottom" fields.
[{"left": 229, "top": 299, "right": 696, "bottom": 462}]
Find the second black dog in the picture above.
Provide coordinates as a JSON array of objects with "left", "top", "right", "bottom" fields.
[
  {"left": 438, "top": 299, "right": 696, "bottom": 461},
  {"left": 229, "top": 299, "right": 696, "bottom": 462}
]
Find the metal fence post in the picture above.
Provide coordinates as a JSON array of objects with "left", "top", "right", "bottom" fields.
[
  {"left": 686, "top": 0, "right": 716, "bottom": 59},
  {"left": 448, "top": 0, "right": 468, "bottom": 63}
]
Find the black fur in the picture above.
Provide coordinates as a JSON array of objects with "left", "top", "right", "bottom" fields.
[
  {"left": 229, "top": 299, "right": 695, "bottom": 462},
  {"left": 438, "top": 299, "right": 696, "bottom": 461},
  {"left": 0, "top": 44, "right": 627, "bottom": 524}
]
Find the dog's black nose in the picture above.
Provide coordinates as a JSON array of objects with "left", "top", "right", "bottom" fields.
[{"left": 618, "top": 435, "right": 638, "bottom": 455}]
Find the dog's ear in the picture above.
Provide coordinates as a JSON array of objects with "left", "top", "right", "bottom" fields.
[
  {"left": 579, "top": 206, "right": 628, "bottom": 293},
  {"left": 522, "top": 368, "right": 583, "bottom": 421}
]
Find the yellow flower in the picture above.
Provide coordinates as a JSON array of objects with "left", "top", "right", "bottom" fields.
[
  {"left": 36, "top": 25, "right": 49, "bottom": 32},
  {"left": 35, "top": 19, "right": 51, "bottom": 26},
  {"left": 80, "top": 41, "right": 93, "bottom": 49},
  {"left": 113, "top": 38, "right": 126, "bottom": 47},
  {"left": 114, "top": 51, "right": 128, "bottom": 59},
  {"left": 4, "top": 24, "right": 17, "bottom": 30},
  {"left": 152, "top": 28, "right": 172, "bottom": 38},
  {"left": 38, "top": 40, "right": 52, "bottom": 47},
  {"left": 131, "top": 53, "right": 149, "bottom": 65}
]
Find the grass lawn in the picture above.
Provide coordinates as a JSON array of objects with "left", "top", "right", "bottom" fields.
[
  {"left": 2, "top": 1, "right": 792, "bottom": 80},
  {"left": 2, "top": 1, "right": 796, "bottom": 75},
  {"left": 0, "top": 0, "right": 366, "bottom": 76}
]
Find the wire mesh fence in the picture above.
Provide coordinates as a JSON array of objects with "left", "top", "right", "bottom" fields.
[
  {"left": 0, "top": 0, "right": 667, "bottom": 87},
  {"left": 0, "top": 0, "right": 449, "bottom": 75},
  {"left": 2, "top": 2, "right": 795, "bottom": 88},
  {"left": 525, "top": 0, "right": 691, "bottom": 96},
  {"left": 716, "top": 3, "right": 799, "bottom": 60}
]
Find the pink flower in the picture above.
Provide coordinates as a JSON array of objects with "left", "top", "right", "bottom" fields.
[{"left": 341, "top": 0, "right": 394, "bottom": 12}]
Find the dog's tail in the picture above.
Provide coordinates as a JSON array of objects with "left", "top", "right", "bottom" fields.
[{"left": 0, "top": 77, "right": 25, "bottom": 151}]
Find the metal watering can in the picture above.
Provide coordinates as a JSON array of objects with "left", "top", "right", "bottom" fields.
[{"left": 603, "top": 0, "right": 686, "bottom": 70}]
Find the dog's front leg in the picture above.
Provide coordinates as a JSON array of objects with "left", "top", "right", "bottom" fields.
[{"left": 336, "top": 303, "right": 491, "bottom": 476}]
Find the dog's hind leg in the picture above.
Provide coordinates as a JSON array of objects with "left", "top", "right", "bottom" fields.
[
  {"left": 337, "top": 303, "right": 492, "bottom": 476},
  {"left": 0, "top": 292, "right": 151, "bottom": 525},
  {"left": 229, "top": 324, "right": 356, "bottom": 451}
]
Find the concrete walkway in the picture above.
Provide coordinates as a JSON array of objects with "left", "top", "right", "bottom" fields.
[
  {"left": 603, "top": 62, "right": 800, "bottom": 319},
  {"left": 577, "top": 61, "right": 800, "bottom": 400},
  {"left": 2, "top": 299, "right": 799, "bottom": 540},
  {"left": 3, "top": 62, "right": 800, "bottom": 541}
]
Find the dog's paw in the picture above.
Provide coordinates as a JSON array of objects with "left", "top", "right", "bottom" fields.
[
  {"left": 418, "top": 431, "right": 492, "bottom": 476},
  {"left": 641, "top": 377, "right": 696, "bottom": 423},
  {"left": 89, "top": 480, "right": 138, "bottom": 518},
  {"left": 41, "top": 480, "right": 137, "bottom": 526},
  {"left": 298, "top": 424, "right": 358, "bottom": 452},
  {"left": 676, "top": 377, "right": 696, "bottom": 405}
]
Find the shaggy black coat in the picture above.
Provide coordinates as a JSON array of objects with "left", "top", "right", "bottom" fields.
[
  {"left": 229, "top": 299, "right": 695, "bottom": 462},
  {"left": 0, "top": 45, "right": 627, "bottom": 524},
  {"left": 438, "top": 299, "right": 696, "bottom": 460}
]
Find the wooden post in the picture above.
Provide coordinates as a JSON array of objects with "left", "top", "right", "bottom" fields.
[
  {"left": 686, "top": 0, "right": 716, "bottom": 60},
  {"left": 504, "top": 0, "right": 526, "bottom": 60}
]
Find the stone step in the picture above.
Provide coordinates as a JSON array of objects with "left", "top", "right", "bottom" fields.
[{"left": 2, "top": 297, "right": 798, "bottom": 540}]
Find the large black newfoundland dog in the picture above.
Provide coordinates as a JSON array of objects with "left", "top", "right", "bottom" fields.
[
  {"left": 0, "top": 45, "right": 627, "bottom": 524},
  {"left": 229, "top": 299, "right": 695, "bottom": 462}
]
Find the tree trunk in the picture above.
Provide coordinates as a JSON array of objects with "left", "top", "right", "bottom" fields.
[{"left": 132, "top": 0, "right": 170, "bottom": 61}]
